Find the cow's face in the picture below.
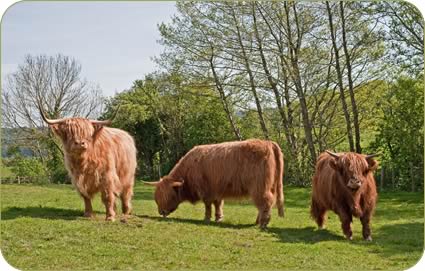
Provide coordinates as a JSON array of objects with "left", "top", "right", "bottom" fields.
[
  {"left": 148, "top": 177, "right": 184, "bottom": 217},
  {"left": 329, "top": 153, "right": 378, "bottom": 191},
  {"left": 50, "top": 118, "right": 103, "bottom": 155}
]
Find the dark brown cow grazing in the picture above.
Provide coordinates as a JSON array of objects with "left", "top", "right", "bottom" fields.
[
  {"left": 311, "top": 151, "right": 378, "bottom": 241},
  {"left": 145, "top": 139, "right": 284, "bottom": 229}
]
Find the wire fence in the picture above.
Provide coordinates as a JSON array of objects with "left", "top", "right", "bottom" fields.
[{"left": 375, "top": 163, "right": 423, "bottom": 192}]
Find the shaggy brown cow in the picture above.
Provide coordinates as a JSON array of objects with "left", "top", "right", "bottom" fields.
[
  {"left": 145, "top": 139, "right": 284, "bottom": 229},
  {"left": 40, "top": 111, "right": 137, "bottom": 222},
  {"left": 311, "top": 151, "right": 378, "bottom": 241}
]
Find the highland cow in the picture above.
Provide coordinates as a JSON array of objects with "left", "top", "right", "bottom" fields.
[
  {"left": 145, "top": 139, "right": 284, "bottom": 228},
  {"left": 40, "top": 111, "right": 137, "bottom": 222},
  {"left": 311, "top": 151, "right": 378, "bottom": 240}
]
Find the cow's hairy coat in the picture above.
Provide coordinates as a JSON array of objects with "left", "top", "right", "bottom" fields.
[
  {"left": 50, "top": 118, "right": 137, "bottom": 221},
  {"left": 148, "top": 139, "right": 284, "bottom": 228},
  {"left": 311, "top": 152, "right": 378, "bottom": 240}
]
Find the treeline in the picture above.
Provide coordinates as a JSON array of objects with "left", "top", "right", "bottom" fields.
[
  {"left": 1, "top": 1, "right": 423, "bottom": 190},
  {"left": 103, "top": 1, "right": 423, "bottom": 189}
]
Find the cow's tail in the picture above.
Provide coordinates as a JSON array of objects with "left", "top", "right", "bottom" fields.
[{"left": 272, "top": 142, "right": 284, "bottom": 218}]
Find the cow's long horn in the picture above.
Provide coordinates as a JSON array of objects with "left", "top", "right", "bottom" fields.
[
  {"left": 143, "top": 181, "right": 160, "bottom": 186},
  {"left": 38, "top": 104, "right": 67, "bottom": 125},
  {"left": 90, "top": 104, "right": 121, "bottom": 126},
  {"left": 90, "top": 120, "right": 112, "bottom": 125},
  {"left": 325, "top": 150, "right": 340, "bottom": 158},
  {"left": 365, "top": 154, "right": 379, "bottom": 159}
]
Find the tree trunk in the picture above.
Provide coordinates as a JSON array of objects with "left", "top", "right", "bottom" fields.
[
  {"left": 252, "top": 3, "right": 293, "bottom": 147},
  {"left": 284, "top": 2, "right": 316, "bottom": 163},
  {"left": 230, "top": 6, "right": 269, "bottom": 140},
  {"left": 326, "top": 1, "right": 355, "bottom": 152},
  {"left": 209, "top": 57, "right": 243, "bottom": 141},
  {"left": 339, "top": 2, "right": 361, "bottom": 153}
]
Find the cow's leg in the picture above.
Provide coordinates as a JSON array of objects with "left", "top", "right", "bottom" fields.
[
  {"left": 311, "top": 198, "right": 327, "bottom": 229},
  {"left": 204, "top": 201, "right": 212, "bottom": 222},
  {"left": 120, "top": 185, "right": 133, "bottom": 222},
  {"left": 82, "top": 195, "right": 94, "bottom": 218},
  {"left": 337, "top": 208, "right": 353, "bottom": 240},
  {"left": 101, "top": 187, "right": 116, "bottom": 222},
  {"left": 213, "top": 199, "right": 224, "bottom": 222},
  {"left": 120, "top": 185, "right": 133, "bottom": 215},
  {"left": 360, "top": 211, "right": 373, "bottom": 241},
  {"left": 254, "top": 191, "right": 275, "bottom": 229}
]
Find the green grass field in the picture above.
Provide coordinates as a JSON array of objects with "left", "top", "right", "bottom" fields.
[{"left": 1, "top": 183, "right": 423, "bottom": 270}]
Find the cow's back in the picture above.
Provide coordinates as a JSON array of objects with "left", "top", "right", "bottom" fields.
[
  {"left": 172, "top": 139, "right": 277, "bottom": 200},
  {"left": 311, "top": 153, "right": 342, "bottom": 209},
  {"left": 100, "top": 127, "right": 137, "bottom": 183}
]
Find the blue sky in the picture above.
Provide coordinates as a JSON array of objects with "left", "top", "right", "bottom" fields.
[{"left": 1, "top": 1, "right": 177, "bottom": 97}]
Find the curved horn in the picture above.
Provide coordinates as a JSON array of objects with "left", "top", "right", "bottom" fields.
[
  {"left": 143, "top": 181, "right": 160, "bottom": 186},
  {"left": 38, "top": 104, "right": 67, "bottom": 125},
  {"left": 90, "top": 104, "right": 121, "bottom": 126},
  {"left": 90, "top": 119, "right": 112, "bottom": 125},
  {"left": 325, "top": 150, "right": 340, "bottom": 158},
  {"left": 365, "top": 153, "right": 379, "bottom": 159}
]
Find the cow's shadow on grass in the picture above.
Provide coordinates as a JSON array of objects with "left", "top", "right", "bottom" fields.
[
  {"left": 362, "top": 222, "right": 424, "bottom": 257},
  {"left": 1, "top": 206, "right": 86, "bottom": 220},
  {"left": 266, "top": 226, "right": 345, "bottom": 243},
  {"left": 137, "top": 214, "right": 344, "bottom": 243},
  {"left": 136, "top": 214, "right": 255, "bottom": 229}
]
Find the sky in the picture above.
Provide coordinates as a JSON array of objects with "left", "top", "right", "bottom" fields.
[{"left": 1, "top": 1, "right": 177, "bottom": 97}]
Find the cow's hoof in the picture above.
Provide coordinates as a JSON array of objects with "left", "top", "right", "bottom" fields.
[
  {"left": 105, "top": 216, "right": 116, "bottom": 222},
  {"left": 259, "top": 223, "right": 269, "bottom": 230},
  {"left": 215, "top": 216, "right": 223, "bottom": 222},
  {"left": 365, "top": 236, "right": 372, "bottom": 241},
  {"left": 120, "top": 217, "right": 128, "bottom": 223},
  {"left": 204, "top": 217, "right": 211, "bottom": 223},
  {"left": 83, "top": 212, "right": 94, "bottom": 218},
  {"left": 346, "top": 235, "right": 353, "bottom": 241}
]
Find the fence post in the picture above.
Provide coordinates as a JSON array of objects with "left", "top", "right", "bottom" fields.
[
  {"left": 410, "top": 162, "right": 415, "bottom": 192},
  {"left": 380, "top": 166, "right": 384, "bottom": 191},
  {"left": 17, "top": 176, "right": 21, "bottom": 184},
  {"left": 391, "top": 165, "right": 395, "bottom": 190}
]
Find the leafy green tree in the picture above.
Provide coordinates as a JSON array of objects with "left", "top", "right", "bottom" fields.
[
  {"left": 371, "top": 77, "right": 424, "bottom": 190},
  {"left": 103, "top": 73, "right": 233, "bottom": 180},
  {"left": 9, "top": 157, "right": 46, "bottom": 180}
]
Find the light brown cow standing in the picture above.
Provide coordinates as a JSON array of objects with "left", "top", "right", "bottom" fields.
[
  {"left": 145, "top": 139, "right": 284, "bottom": 229},
  {"left": 311, "top": 151, "right": 378, "bottom": 241},
  {"left": 40, "top": 111, "right": 137, "bottom": 222}
]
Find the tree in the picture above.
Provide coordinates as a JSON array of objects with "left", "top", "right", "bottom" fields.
[
  {"left": 154, "top": 1, "right": 421, "bottom": 187},
  {"left": 102, "top": 72, "right": 233, "bottom": 180},
  {"left": 374, "top": 2, "right": 424, "bottom": 75},
  {"left": 371, "top": 77, "right": 424, "bottom": 190}
]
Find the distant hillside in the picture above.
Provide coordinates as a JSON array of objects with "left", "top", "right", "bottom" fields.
[{"left": 1, "top": 128, "right": 35, "bottom": 158}]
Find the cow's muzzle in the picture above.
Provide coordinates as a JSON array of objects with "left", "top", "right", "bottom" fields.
[
  {"left": 159, "top": 210, "right": 169, "bottom": 218},
  {"left": 347, "top": 178, "right": 362, "bottom": 190}
]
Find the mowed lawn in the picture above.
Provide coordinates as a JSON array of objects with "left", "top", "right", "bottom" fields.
[{"left": 0, "top": 183, "right": 423, "bottom": 270}]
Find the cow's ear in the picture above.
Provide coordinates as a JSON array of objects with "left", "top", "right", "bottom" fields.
[
  {"left": 92, "top": 124, "right": 104, "bottom": 139},
  {"left": 50, "top": 124, "right": 63, "bottom": 138},
  {"left": 366, "top": 158, "right": 378, "bottom": 172},
  {"left": 329, "top": 158, "right": 340, "bottom": 171},
  {"left": 171, "top": 179, "right": 184, "bottom": 187}
]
